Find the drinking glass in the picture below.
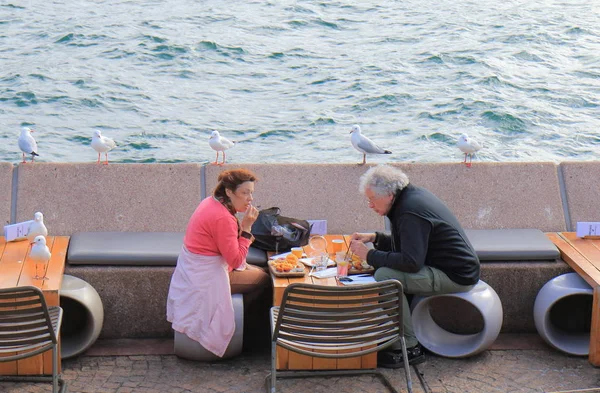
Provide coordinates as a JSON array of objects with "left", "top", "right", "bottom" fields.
[{"left": 335, "top": 251, "right": 350, "bottom": 278}]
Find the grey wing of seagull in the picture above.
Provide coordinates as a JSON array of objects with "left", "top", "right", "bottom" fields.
[{"left": 357, "top": 135, "right": 388, "bottom": 154}]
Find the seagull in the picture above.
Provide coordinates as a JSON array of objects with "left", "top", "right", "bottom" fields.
[
  {"left": 209, "top": 130, "right": 235, "bottom": 166},
  {"left": 91, "top": 130, "right": 117, "bottom": 165},
  {"left": 457, "top": 133, "right": 482, "bottom": 168},
  {"left": 30, "top": 235, "right": 51, "bottom": 280},
  {"left": 27, "top": 212, "right": 48, "bottom": 244},
  {"left": 349, "top": 125, "right": 392, "bottom": 165},
  {"left": 18, "top": 127, "right": 39, "bottom": 163}
]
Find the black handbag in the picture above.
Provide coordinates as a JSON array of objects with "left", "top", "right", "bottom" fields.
[{"left": 250, "top": 207, "right": 312, "bottom": 253}]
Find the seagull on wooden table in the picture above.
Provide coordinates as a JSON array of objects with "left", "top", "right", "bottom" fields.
[
  {"left": 209, "top": 130, "right": 235, "bottom": 166},
  {"left": 457, "top": 133, "right": 482, "bottom": 168},
  {"left": 27, "top": 212, "right": 48, "bottom": 244},
  {"left": 30, "top": 235, "right": 51, "bottom": 280},
  {"left": 91, "top": 130, "right": 117, "bottom": 165},
  {"left": 350, "top": 125, "right": 392, "bottom": 165},
  {"left": 18, "top": 127, "right": 39, "bottom": 163}
]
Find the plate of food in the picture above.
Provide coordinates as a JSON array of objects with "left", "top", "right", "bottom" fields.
[
  {"left": 348, "top": 254, "right": 375, "bottom": 275},
  {"left": 268, "top": 254, "right": 307, "bottom": 277}
]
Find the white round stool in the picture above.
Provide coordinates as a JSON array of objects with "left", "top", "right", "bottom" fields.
[
  {"left": 59, "top": 275, "right": 105, "bottom": 359},
  {"left": 534, "top": 272, "right": 592, "bottom": 356},
  {"left": 411, "top": 280, "right": 503, "bottom": 358},
  {"left": 174, "top": 293, "right": 244, "bottom": 361}
]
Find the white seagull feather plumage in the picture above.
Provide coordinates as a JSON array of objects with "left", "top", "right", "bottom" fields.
[
  {"left": 457, "top": 133, "right": 482, "bottom": 167},
  {"left": 350, "top": 125, "right": 392, "bottom": 165},
  {"left": 209, "top": 131, "right": 235, "bottom": 165},
  {"left": 30, "top": 235, "right": 51, "bottom": 262},
  {"left": 92, "top": 130, "right": 117, "bottom": 164},
  {"left": 18, "top": 127, "right": 39, "bottom": 163},
  {"left": 27, "top": 212, "right": 48, "bottom": 244}
]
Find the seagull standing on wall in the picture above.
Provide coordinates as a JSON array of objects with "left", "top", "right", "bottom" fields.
[
  {"left": 209, "top": 130, "right": 235, "bottom": 166},
  {"left": 350, "top": 125, "right": 392, "bottom": 165},
  {"left": 18, "top": 127, "right": 39, "bottom": 163},
  {"left": 27, "top": 212, "right": 48, "bottom": 244},
  {"left": 457, "top": 133, "right": 482, "bottom": 168},
  {"left": 91, "top": 130, "right": 117, "bottom": 165}
]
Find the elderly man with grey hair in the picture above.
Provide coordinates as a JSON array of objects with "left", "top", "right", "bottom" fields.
[{"left": 349, "top": 165, "right": 480, "bottom": 368}]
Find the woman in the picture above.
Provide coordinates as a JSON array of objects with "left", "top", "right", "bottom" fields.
[{"left": 167, "top": 168, "right": 270, "bottom": 357}]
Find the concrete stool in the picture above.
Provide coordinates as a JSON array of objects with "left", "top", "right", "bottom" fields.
[
  {"left": 534, "top": 272, "right": 592, "bottom": 356},
  {"left": 411, "top": 280, "right": 503, "bottom": 358},
  {"left": 59, "top": 274, "right": 104, "bottom": 359},
  {"left": 174, "top": 293, "right": 244, "bottom": 361}
]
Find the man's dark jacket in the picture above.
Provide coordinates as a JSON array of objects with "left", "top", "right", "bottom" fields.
[{"left": 367, "top": 184, "right": 480, "bottom": 286}]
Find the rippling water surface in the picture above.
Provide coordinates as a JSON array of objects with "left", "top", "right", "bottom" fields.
[{"left": 1, "top": 0, "right": 599, "bottom": 164}]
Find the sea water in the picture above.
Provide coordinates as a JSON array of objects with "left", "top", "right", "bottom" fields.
[{"left": 1, "top": 0, "right": 599, "bottom": 165}]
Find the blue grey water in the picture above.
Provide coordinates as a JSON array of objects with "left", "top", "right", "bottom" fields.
[{"left": 1, "top": 0, "right": 600, "bottom": 165}]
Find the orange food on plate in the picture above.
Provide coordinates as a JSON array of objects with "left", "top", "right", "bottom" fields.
[
  {"left": 273, "top": 258, "right": 296, "bottom": 272},
  {"left": 285, "top": 253, "right": 299, "bottom": 264}
]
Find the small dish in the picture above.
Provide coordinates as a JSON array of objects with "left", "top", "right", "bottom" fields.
[{"left": 299, "top": 257, "right": 336, "bottom": 268}]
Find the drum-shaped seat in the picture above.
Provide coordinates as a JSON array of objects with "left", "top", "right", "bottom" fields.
[
  {"left": 534, "top": 272, "right": 592, "bottom": 356},
  {"left": 411, "top": 280, "right": 503, "bottom": 358}
]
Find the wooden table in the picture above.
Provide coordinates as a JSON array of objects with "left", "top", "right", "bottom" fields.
[
  {"left": 0, "top": 235, "right": 69, "bottom": 375},
  {"left": 270, "top": 234, "right": 377, "bottom": 370},
  {"left": 546, "top": 232, "right": 600, "bottom": 366}
]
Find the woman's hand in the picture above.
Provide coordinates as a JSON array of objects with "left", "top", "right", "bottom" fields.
[
  {"left": 350, "top": 232, "right": 376, "bottom": 244},
  {"left": 240, "top": 204, "right": 259, "bottom": 233}
]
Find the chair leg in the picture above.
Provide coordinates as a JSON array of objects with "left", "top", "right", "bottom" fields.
[
  {"left": 270, "top": 341, "right": 277, "bottom": 393},
  {"left": 53, "top": 344, "right": 58, "bottom": 393},
  {"left": 399, "top": 337, "right": 413, "bottom": 393}
]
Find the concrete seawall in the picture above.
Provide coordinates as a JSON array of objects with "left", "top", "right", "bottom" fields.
[{"left": 1, "top": 161, "right": 596, "bottom": 339}]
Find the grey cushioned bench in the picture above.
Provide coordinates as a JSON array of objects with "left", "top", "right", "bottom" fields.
[
  {"left": 67, "top": 231, "right": 268, "bottom": 267},
  {"left": 464, "top": 229, "right": 559, "bottom": 261}
]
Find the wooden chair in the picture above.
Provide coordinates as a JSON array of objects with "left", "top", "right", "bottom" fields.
[
  {"left": 266, "top": 280, "right": 413, "bottom": 393},
  {"left": 0, "top": 286, "right": 67, "bottom": 393}
]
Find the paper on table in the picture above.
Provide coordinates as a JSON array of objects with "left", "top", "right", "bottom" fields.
[
  {"left": 339, "top": 275, "right": 377, "bottom": 286},
  {"left": 309, "top": 267, "right": 337, "bottom": 279},
  {"left": 299, "top": 257, "right": 335, "bottom": 267}
]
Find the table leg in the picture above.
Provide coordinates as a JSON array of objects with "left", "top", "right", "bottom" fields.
[{"left": 590, "top": 287, "right": 600, "bottom": 366}]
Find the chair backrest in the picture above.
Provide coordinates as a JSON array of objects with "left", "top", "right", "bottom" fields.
[
  {"left": 0, "top": 286, "right": 60, "bottom": 362},
  {"left": 272, "top": 280, "right": 404, "bottom": 358}
]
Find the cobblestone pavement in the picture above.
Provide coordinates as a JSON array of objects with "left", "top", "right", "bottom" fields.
[{"left": 0, "top": 347, "right": 597, "bottom": 393}]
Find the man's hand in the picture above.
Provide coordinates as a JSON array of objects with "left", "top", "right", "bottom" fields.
[
  {"left": 240, "top": 204, "right": 259, "bottom": 233},
  {"left": 350, "top": 239, "right": 370, "bottom": 260},
  {"left": 350, "top": 232, "right": 376, "bottom": 244}
]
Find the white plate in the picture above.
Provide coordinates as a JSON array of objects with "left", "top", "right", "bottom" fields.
[{"left": 299, "top": 257, "right": 336, "bottom": 267}]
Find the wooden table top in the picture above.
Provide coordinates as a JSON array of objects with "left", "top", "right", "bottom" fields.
[
  {"left": 546, "top": 232, "right": 600, "bottom": 288},
  {"left": 270, "top": 234, "right": 358, "bottom": 306},
  {"left": 0, "top": 235, "right": 69, "bottom": 303},
  {"left": 0, "top": 235, "right": 69, "bottom": 376}
]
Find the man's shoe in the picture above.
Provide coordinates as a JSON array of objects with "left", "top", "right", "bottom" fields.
[{"left": 377, "top": 344, "right": 426, "bottom": 369}]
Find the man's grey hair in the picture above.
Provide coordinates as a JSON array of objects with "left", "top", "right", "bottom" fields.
[{"left": 359, "top": 165, "right": 410, "bottom": 196}]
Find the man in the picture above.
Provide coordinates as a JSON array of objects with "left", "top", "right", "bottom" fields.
[{"left": 349, "top": 165, "right": 480, "bottom": 368}]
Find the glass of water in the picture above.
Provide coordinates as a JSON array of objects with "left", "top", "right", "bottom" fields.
[{"left": 314, "top": 253, "right": 329, "bottom": 271}]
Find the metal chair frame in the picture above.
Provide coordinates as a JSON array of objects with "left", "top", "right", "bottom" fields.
[
  {"left": 0, "top": 286, "right": 67, "bottom": 393},
  {"left": 266, "top": 279, "right": 413, "bottom": 393}
]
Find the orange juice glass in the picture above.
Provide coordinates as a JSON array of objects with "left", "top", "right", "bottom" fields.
[
  {"left": 291, "top": 247, "right": 303, "bottom": 258},
  {"left": 331, "top": 239, "right": 344, "bottom": 254}
]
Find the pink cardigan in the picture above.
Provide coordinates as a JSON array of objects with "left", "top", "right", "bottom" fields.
[{"left": 184, "top": 197, "right": 252, "bottom": 271}]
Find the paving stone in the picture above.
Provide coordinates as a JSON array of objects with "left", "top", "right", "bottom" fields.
[{"left": 0, "top": 347, "right": 597, "bottom": 393}]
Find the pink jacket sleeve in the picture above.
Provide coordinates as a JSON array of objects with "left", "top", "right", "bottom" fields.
[{"left": 213, "top": 215, "right": 251, "bottom": 270}]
